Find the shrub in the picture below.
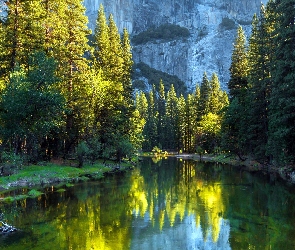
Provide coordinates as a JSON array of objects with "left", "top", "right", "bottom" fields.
[
  {"left": 219, "top": 17, "right": 236, "bottom": 30},
  {"left": 76, "top": 141, "right": 90, "bottom": 168},
  {"left": 132, "top": 62, "right": 187, "bottom": 96},
  {"left": 132, "top": 24, "right": 190, "bottom": 45},
  {"left": 152, "top": 146, "right": 163, "bottom": 156}
]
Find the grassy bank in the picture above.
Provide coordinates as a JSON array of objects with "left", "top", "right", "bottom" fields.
[{"left": 0, "top": 160, "right": 132, "bottom": 202}]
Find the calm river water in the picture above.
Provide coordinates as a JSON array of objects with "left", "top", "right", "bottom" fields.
[{"left": 1, "top": 157, "right": 295, "bottom": 249}]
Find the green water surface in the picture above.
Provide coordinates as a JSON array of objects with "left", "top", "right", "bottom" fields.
[{"left": 0, "top": 157, "right": 295, "bottom": 249}]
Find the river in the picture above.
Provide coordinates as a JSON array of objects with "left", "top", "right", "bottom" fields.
[{"left": 1, "top": 157, "right": 295, "bottom": 249}]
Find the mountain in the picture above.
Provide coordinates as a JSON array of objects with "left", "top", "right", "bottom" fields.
[{"left": 83, "top": 0, "right": 268, "bottom": 90}]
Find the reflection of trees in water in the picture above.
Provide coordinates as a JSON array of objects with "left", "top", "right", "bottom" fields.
[
  {"left": 0, "top": 158, "right": 228, "bottom": 249},
  {"left": 130, "top": 158, "right": 228, "bottom": 245},
  {"left": 2, "top": 158, "right": 295, "bottom": 249},
  {"left": 131, "top": 216, "right": 231, "bottom": 250}
]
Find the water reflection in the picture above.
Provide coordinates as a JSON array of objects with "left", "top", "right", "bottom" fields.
[{"left": 1, "top": 157, "right": 295, "bottom": 249}]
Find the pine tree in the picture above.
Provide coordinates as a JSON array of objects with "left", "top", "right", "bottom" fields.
[
  {"left": 135, "top": 91, "right": 148, "bottom": 120},
  {"left": 186, "top": 93, "right": 198, "bottom": 152},
  {"left": 247, "top": 4, "right": 275, "bottom": 160},
  {"left": 145, "top": 86, "right": 158, "bottom": 150},
  {"left": 165, "top": 84, "right": 178, "bottom": 150},
  {"left": 222, "top": 26, "right": 249, "bottom": 158},
  {"left": 0, "top": 0, "right": 26, "bottom": 77},
  {"left": 92, "top": 4, "right": 139, "bottom": 158},
  {"left": 107, "top": 14, "right": 124, "bottom": 82},
  {"left": 22, "top": 1, "right": 45, "bottom": 60},
  {"left": 93, "top": 4, "right": 110, "bottom": 74},
  {"left": 198, "top": 72, "right": 211, "bottom": 118},
  {"left": 121, "top": 28, "right": 133, "bottom": 105},
  {"left": 0, "top": 19, "right": 5, "bottom": 88},
  {"left": 208, "top": 73, "right": 228, "bottom": 114},
  {"left": 1, "top": 0, "right": 48, "bottom": 76},
  {"left": 119, "top": 27, "right": 135, "bottom": 140},
  {"left": 177, "top": 94, "right": 186, "bottom": 152},
  {"left": 268, "top": 0, "right": 295, "bottom": 163},
  {"left": 157, "top": 80, "right": 166, "bottom": 148},
  {"left": 228, "top": 25, "right": 248, "bottom": 100}
]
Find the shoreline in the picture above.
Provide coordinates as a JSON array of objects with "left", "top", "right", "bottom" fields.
[
  {"left": 0, "top": 160, "right": 133, "bottom": 201},
  {"left": 1, "top": 153, "right": 295, "bottom": 201},
  {"left": 175, "top": 153, "right": 295, "bottom": 185}
]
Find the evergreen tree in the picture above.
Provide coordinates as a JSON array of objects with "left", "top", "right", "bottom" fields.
[
  {"left": 157, "top": 80, "right": 166, "bottom": 148},
  {"left": 222, "top": 26, "right": 249, "bottom": 158},
  {"left": 55, "top": 0, "right": 91, "bottom": 155},
  {"left": 221, "top": 98, "right": 245, "bottom": 159},
  {"left": 107, "top": 14, "right": 124, "bottom": 82},
  {"left": 177, "top": 94, "right": 186, "bottom": 152},
  {"left": 121, "top": 28, "right": 134, "bottom": 106},
  {"left": 228, "top": 25, "right": 248, "bottom": 99},
  {"left": 198, "top": 72, "right": 211, "bottom": 118},
  {"left": 185, "top": 93, "right": 198, "bottom": 152},
  {"left": 0, "top": 0, "right": 26, "bottom": 77},
  {"left": 144, "top": 86, "right": 158, "bottom": 150},
  {"left": 93, "top": 4, "right": 110, "bottom": 72},
  {"left": 89, "top": 69, "right": 125, "bottom": 158},
  {"left": 208, "top": 73, "right": 228, "bottom": 114},
  {"left": 21, "top": 1, "right": 45, "bottom": 61},
  {"left": 0, "top": 19, "right": 5, "bottom": 88},
  {"left": 0, "top": 0, "right": 47, "bottom": 75},
  {"left": 165, "top": 84, "right": 178, "bottom": 150},
  {"left": 135, "top": 91, "right": 148, "bottom": 121},
  {"left": 268, "top": 0, "right": 295, "bottom": 163},
  {"left": 247, "top": 4, "right": 275, "bottom": 160},
  {"left": 118, "top": 27, "right": 135, "bottom": 141}
]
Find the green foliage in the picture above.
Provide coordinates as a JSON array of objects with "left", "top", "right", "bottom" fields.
[
  {"left": 0, "top": 52, "right": 65, "bottom": 160},
  {"left": 267, "top": 0, "right": 295, "bottom": 163},
  {"left": 136, "top": 72, "right": 228, "bottom": 153},
  {"left": 91, "top": 5, "right": 141, "bottom": 161},
  {"left": 115, "top": 135, "right": 134, "bottom": 162},
  {"left": 198, "top": 72, "right": 211, "bottom": 118},
  {"left": 0, "top": 2, "right": 141, "bottom": 167},
  {"left": 28, "top": 189, "right": 43, "bottom": 197},
  {"left": 133, "top": 62, "right": 187, "bottom": 96},
  {"left": 221, "top": 98, "right": 246, "bottom": 158},
  {"left": 131, "top": 24, "right": 190, "bottom": 45},
  {"left": 76, "top": 141, "right": 90, "bottom": 167},
  {"left": 199, "top": 113, "right": 221, "bottom": 136},
  {"left": 228, "top": 25, "right": 248, "bottom": 99},
  {"left": 0, "top": 151, "right": 23, "bottom": 166},
  {"left": 165, "top": 85, "right": 179, "bottom": 150},
  {"left": 152, "top": 146, "right": 164, "bottom": 155},
  {"left": 196, "top": 146, "right": 205, "bottom": 159},
  {"left": 220, "top": 0, "right": 295, "bottom": 165}
]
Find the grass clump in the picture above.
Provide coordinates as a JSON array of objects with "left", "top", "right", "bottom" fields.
[{"left": 0, "top": 160, "right": 118, "bottom": 190}]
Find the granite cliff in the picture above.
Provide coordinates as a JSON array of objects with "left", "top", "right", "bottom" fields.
[{"left": 83, "top": 0, "right": 268, "bottom": 90}]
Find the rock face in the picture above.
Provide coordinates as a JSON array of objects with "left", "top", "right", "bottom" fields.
[{"left": 83, "top": 0, "right": 268, "bottom": 90}]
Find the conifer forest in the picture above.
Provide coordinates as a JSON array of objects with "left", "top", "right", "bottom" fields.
[{"left": 0, "top": 0, "right": 294, "bottom": 168}]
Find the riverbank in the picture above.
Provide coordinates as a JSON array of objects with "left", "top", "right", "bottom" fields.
[
  {"left": 175, "top": 153, "right": 295, "bottom": 185},
  {"left": 0, "top": 159, "right": 133, "bottom": 201}
]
